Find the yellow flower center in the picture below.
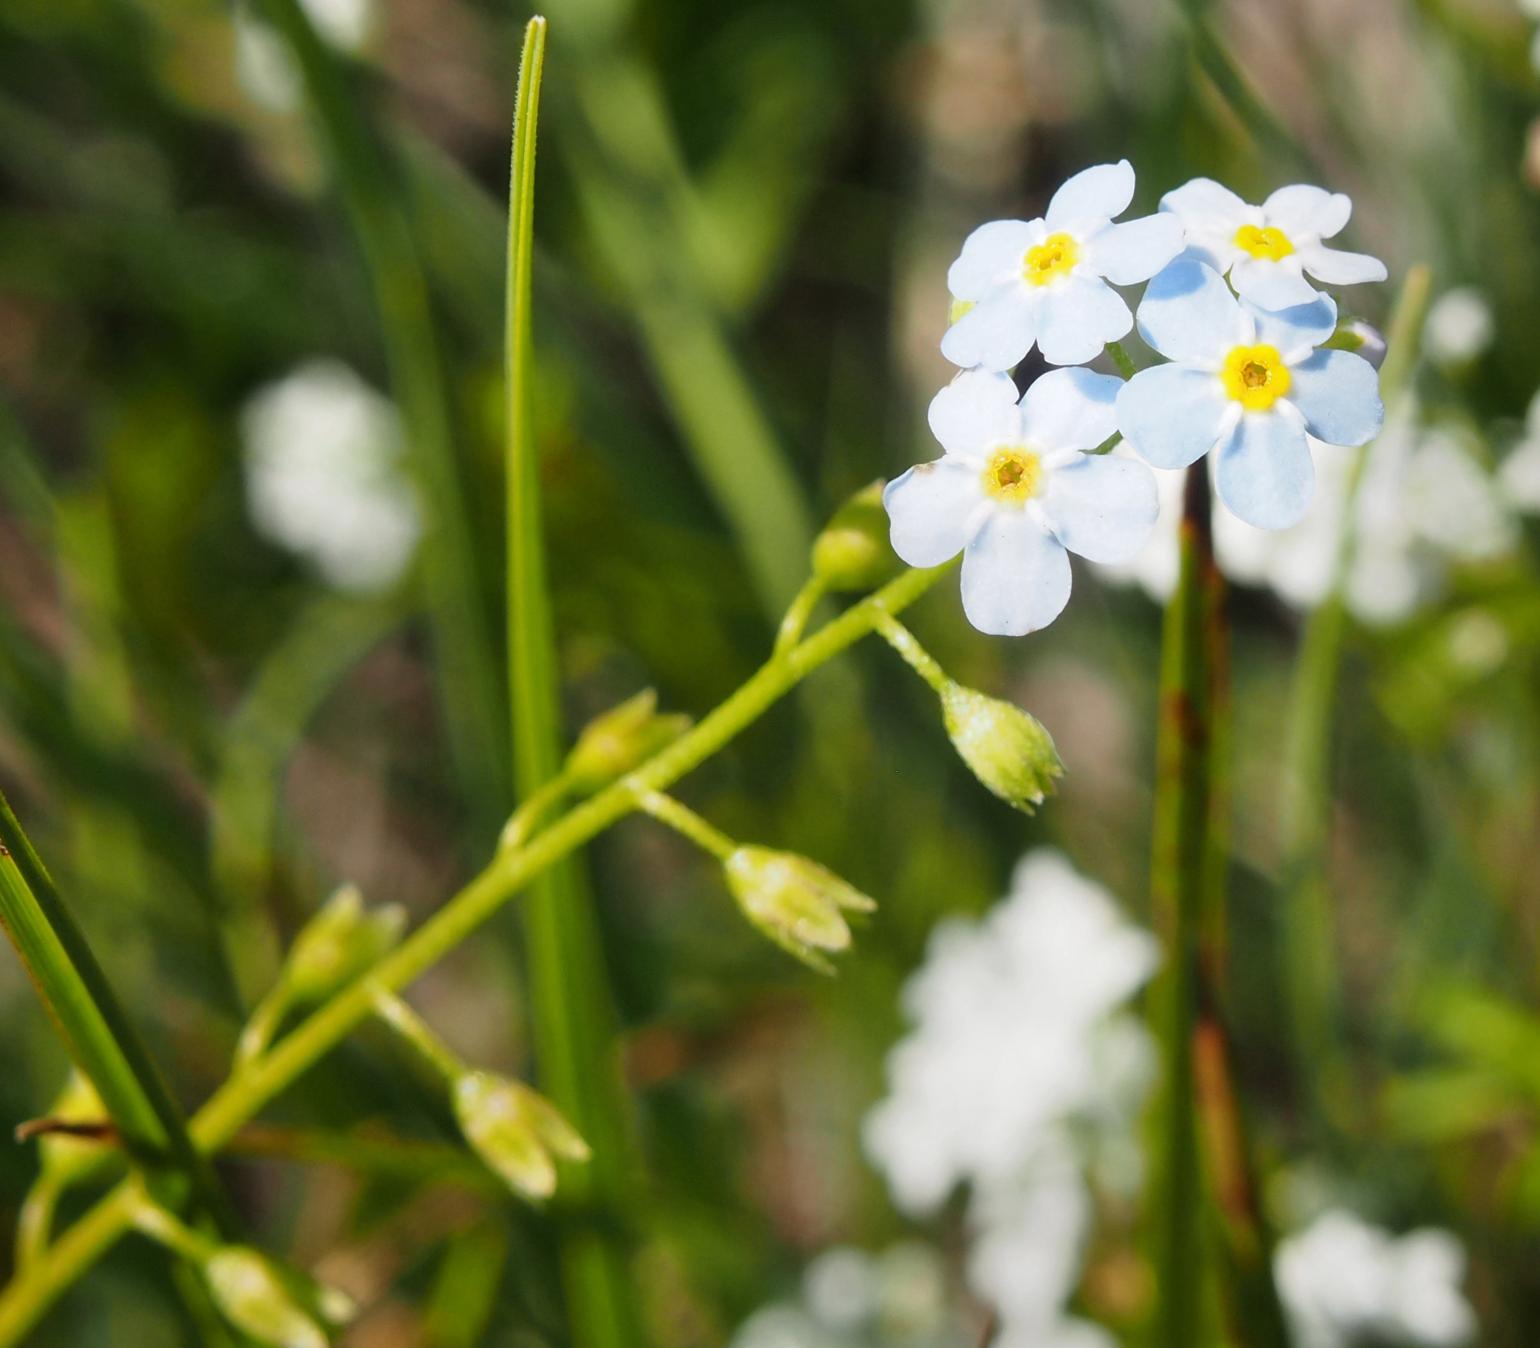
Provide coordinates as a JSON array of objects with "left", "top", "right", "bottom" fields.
[
  {"left": 1233, "top": 223, "right": 1295, "bottom": 261},
  {"left": 1220, "top": 344, "right": 1292, "bottom": 412},
  {"left": 1021, "top": 232, "right": 1080, "bottom": 287},
  {"left": 983, "top": 447, "right": 1043, "bottom": 504}
]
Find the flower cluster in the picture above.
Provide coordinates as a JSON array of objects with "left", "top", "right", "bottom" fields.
[
  {"left": 863, "top": 849, "right": 1158, "bottom": 1345},
  {"left": 885, "top": 162, "right": 1388, "bottom": 635}
]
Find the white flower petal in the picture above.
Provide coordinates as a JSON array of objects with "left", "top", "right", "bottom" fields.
[
  {"left": 941, "top": 290, "right": 1038, "bottom": 372},
  {"left": 1230, "top": 255, "right": 1321, "bottom": 311},
  {"left": 1036, "top": 277, "right": 1132, "bottom": 366},
  {"left": 1018, "top": 368, "right": 1122, "bottom": 452},
  {"left": 1263, "top": 184, "right": 1352, "bottom": 240},
  {"left": 1287, "top": 350, "right": 1383, "bottom": 447},
  {"left": 960, "top": 511, "right": 1073, "bottom": 636},
  {"left": 948, "top": 220, "right": 1038, "bottom": 300},
  {"left": 1160, "top": 177, "right": 1249, "bottom": 228},
  {"left": 1116, "top": 364, "right": 1230, "bottom": 469},
  {"left": 1041, "top": 454, "right": 1159, "bottom": 564},
  {"left": 1086, "top": 214, "right": 1186, "bottom": 285},
  {"left": 1248, "top": 292, "right": 1338, "bottom": 356},
  {"left": 1215, "top": 412, "right": 1314, "bottom": 529},
  {"left": 1135, "top": 259, "right": 1242, "bottom": 365},
  {"left": 884, "top": 459, "right": 986, "bottom": 567},
  {"left": 928, "top": 368, "right": 1024, "bottom": 457},
  {"left": 1044, "top": 160, "right": 1135, "bottom": 234},
  {"left": 1297, "top": 244, "right": 1388, "bottom": 287}
]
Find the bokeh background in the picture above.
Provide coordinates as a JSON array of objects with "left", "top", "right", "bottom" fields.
[{"left": 2, "top": 0, "right": 1540, "bottom": 1343}]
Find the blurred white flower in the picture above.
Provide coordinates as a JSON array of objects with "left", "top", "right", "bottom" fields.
[
  {"left": 1497, "top": 389, "right": 1540, "bottom": 512},
  {"left": 241, "top": 359, "right": 420, "bottom": 592},
  {"left": 863, "top": 850, "right": 1156, "bottom": 1343},
  {"left": 234, "top": 0, "right": 376, "bottom": 111},
  {"left": 731, "top": 1243, "right": 954, "bottom": 1348},
  {"left": 1423, "top": 288, "right": 1495, "bottom": 367},
  {"left": 1275, "top": 1209, "right": 1477, "bottom": 1348}
]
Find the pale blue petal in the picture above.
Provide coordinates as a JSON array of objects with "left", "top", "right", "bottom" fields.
[
  {"left": 1215, "top": 413, "right": 1314, "bottom": 529},
  {"left": 884, "top": 459, "right": 986, "bottom": 567},
  {"left": 1041, "top": 454, "right": 1159, "bottom": 564},
  {"left": 1160, "top": 177, "right": 1249, "bottom": 227},
  {"left": 940, "top": 290, "right": 1038, "bottom": 371},
  {"left": 927, "top": 368, "right": 1023, "bottom": 456},
  {"left": 960, "top": 511, "right": 1073, "bottom": 636},
  {"left": 1263, "top": 184, "right": 1351, "bottom": 240},
  {"left": 1230, "top": 256, "right": 1321, "bottom": 311},
  {"left": 1135, "top": 259, "right": 1242, "bottom": 365},
  {"left": 947, "top": 220, "right": 1036, "bottom": 300},
  {"left": 1248, "top": 291, "right": 1338, "bottom": 356},
  {"left": 1036, "top": 277, "right": 1132, "bottom": 366},
  {"left": 1087, "top": 214, "right": 1186, "bottom": 285},
  {"left": 1299, "top": 244, "right": 1388, "bottom": 286},
  {"left": 1044, "top": 160, "right": 1134, "bottom": 234},
  {"left": 1018, "top": 368, "right": 1121, "bottom": 452},
  {"left": 1116, "top": 364, "right": 1230, "bottom": 470},
  {"left": 1287, "top": 350, "right": 1383, "bottom": 447}
]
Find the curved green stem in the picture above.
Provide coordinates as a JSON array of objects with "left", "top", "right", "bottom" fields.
[
  {"left": 774, "top": 577, "right": 827, "bottom": 656},
  {"left": 872, "top": 612, "right": 949, "bottom": 695},
  {"left": 14, "top": 1179, "right": 60, "bottom": 1273},
  {"left": 631, "top": 788, "right": 736, "bottom": 860},
  {"left": 0, "top": 561, "right": 952, "bottom": 1346}
]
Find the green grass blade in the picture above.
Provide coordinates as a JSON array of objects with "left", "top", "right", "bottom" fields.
[
  {"left": 259, "top": 0, "right": 507, "bottom": 819},
  {"left": 0, "top": 791, "right": 233, "bottom": 1228},
  {"left": 505, "top": 18, "right": 643, "bottom": 1347}
]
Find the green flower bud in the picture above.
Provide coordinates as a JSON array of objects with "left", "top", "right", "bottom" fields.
[
  {"left": 1325, "top": 318, "right": 1386, "bottom": 369},
  {"left": 37, "top": 1072, "right": 107, "bottom": 1184},
  {"left": 723, "top": 846, "right": 877, "bottom": 972},
  {"left": 810, "top": 481, "right": 899, "bottom": 593},
  {"left": 453, "top": 1071, "right": 591, "bottom": 1202},
  {"left": 284, "top": 885, "right": 406, "bottom": 1005},
  {"left": 564, "top": 689, "right": 691, "bottom": 794},
  {"left": 941, "top": 682, "right": 1063, "bottom": 812},
  {"left": 203, "top": 1247, "right": 354, "bottom": 1348}
]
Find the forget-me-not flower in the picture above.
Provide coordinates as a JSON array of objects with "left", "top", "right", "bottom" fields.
[
  {"left": 1160, "top": 178, "right": 1387, "bottom": 312},
  {"left": 1116, "top": 259, "right": 1384, "bottom": 530},
  {"left": 885, "top": 367, "right": 1158, "bottom": 635},
  {"left": 941, "top": 161, "right": 1185, "bottom": 371}
]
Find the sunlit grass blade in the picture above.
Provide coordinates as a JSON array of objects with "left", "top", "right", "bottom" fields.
[
  {"left": 1280, "top": 265, "right": 1432, "bottom": 1117},
  {"left": 0, "top": 791, "right": 233, "bottom": 1228},
  {"left": 258, "top": 0, "right": 507, "bottom": 818},
  {"left": 504, "top": 18, "right": 644, "bottom": 1347}
]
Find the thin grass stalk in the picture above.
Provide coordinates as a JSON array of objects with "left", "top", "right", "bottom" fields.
[
  {"left": 0, "top": 791, "right": 234, "bottom": 1231},
  {"left": 504, "top": 19, "right": 644, "bottom": 1345},
  {"left": 1280, "top": 266, "right": 1432, "bottom": 1116},
  {"left": 0, "top": 560, "right": 954, "bottom": 1345},
  {"left": 259, "top": 0, "right": 506, "bottom": 814},
  {"left": 1149, "top": 463, "right": 1216, "bottom": 1347}
]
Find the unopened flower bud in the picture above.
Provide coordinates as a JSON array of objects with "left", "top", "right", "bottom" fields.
[
  {"left": 811, "top": 481, "right": 900, "bottom": 593},
  {"left": 284, "top": 885, "right": 406, "bottom": 1004},
  {"left": 203, "top": 1247, "right": 354, "bottom": 1348},
  {"left": 37, "top": 1072, "right": 107, "bottom": 1184},
  {"left": 564, "top": 690, "right": 691, "bottom": 794},
  {"left": 941, "top": 682, "right": 1063, "bottom": 812},
  {"left": 723, "top": 846, "right": 876, "bottom": 972},
  {"left": 453, "top": 1071, "right": 590, "bottom": 1201},
  {"left": 1328, "top": 319, "right": 1386, "bottom": 370}
]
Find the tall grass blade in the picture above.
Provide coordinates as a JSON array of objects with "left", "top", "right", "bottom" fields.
[{"left": 505, "top": 18, "right": 643, "bottom": 1347}]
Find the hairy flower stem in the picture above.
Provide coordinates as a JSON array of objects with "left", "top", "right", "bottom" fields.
[
  {"left": 1279, "top": 265, "right": 1431, "bottom": 1126},
  {"left": 631, "top": 789, "right": 736, "bottom": 860},
  {"left": 872, "top": 612, "right": 949, "bottom": 695},
  {"left": 0, "top": 561, "right": 954, "bottom": 1345},
  {"left": 773, "top": 576, "right": 828, "bottom": 656},
  {"left": 1148, "top": 463, "right": 1217, "bottom": 1347}
]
